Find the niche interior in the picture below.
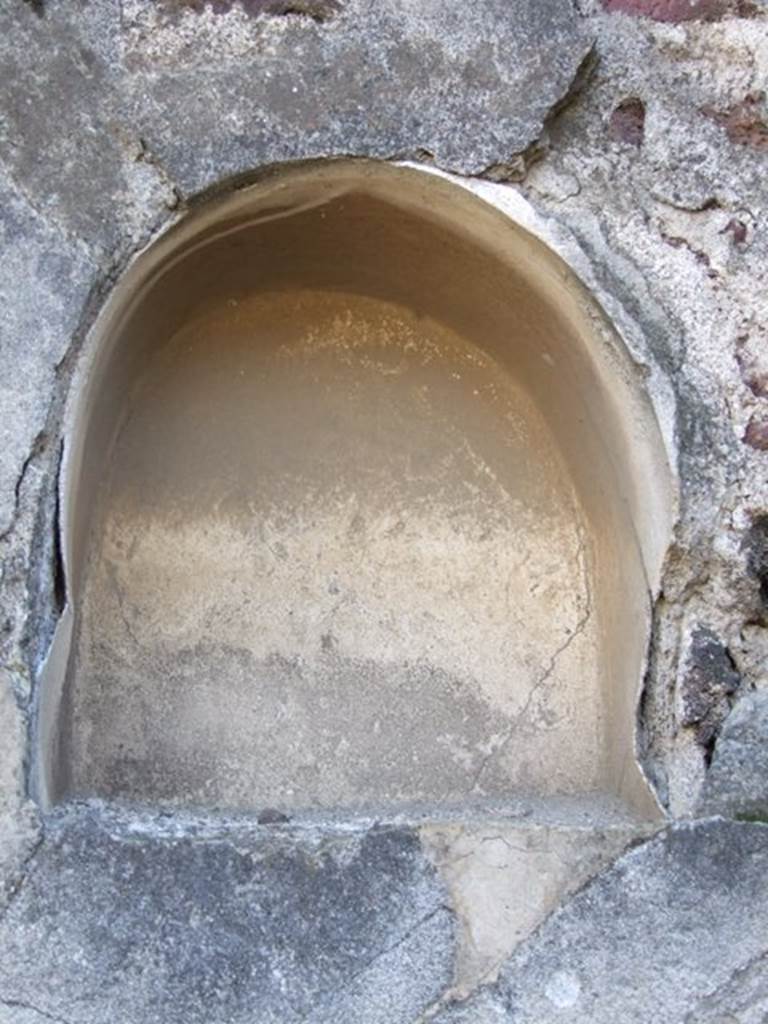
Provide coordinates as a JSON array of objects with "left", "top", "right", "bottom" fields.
[{"left": 36, "top": 160, "right": 674, "bottom": 819}]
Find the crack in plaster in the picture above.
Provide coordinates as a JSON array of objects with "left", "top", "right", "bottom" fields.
[
  {"left": 0, "top": 166, "right": 182, "bottom": 555},
  {"left": 133, "top": 137, "right": 184, "bottom": 208},
  {"left": 0, "top": 433, "right": 47, "bottom": 544},
  {"left": 682, "top": 946, "right": 768, "bottom": 1022},
  {"left": 0, "top": 997, "right": 72, "bottom": 1024},
  {"left": 479, "top": 43, "right": 598, "bottom": 185},
  {"left": 418, "top": 820, "right": 661, "bottom": 1020},
  {"left": 415, "top": 927, "right": 510, "bottom": 1022},
  {"left": 0, "top": 833, "right": 43, "bottom": 926},
  {"left": 471, "top": 522, "right": 594, "bottom": 794}
]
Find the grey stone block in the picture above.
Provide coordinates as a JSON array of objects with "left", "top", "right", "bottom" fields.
[
  {"left": 699, "top": 691, "right": 768, "bottom": 820},
  {"left": 0, "top": 809, "right": 454, "bottom": 1023},
  {"left": 0, "top": 4, "right": 174, "bottom": 258},
  {"left": 434, "top": 821, "right": 768, "bottom": 1023},
  {"left": 0, "top": 170, "right": 96, "bottom": 537},
  {"left": 123, "top": 0, "right": 593, "bottom": 194}
]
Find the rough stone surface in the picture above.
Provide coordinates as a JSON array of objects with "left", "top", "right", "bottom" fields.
[
  {"left": 1, "top": 0, "right": 768, "bottom": 1018},
  {"left": 744, "top": 514, "right": 768, "bottom": 607},
  {"left": 0, "top": 809, "right": 454, "bottom": 1023},
  {"left": 0, "top": 164, "right": 95, "bottom": 898},
  {"left": 433, "top": 821, "right": 768, "bottom": 1022},
  {"left": 0, "top": 4, "right": 176, "bottom": 259},
  {"left": 0, "top": 672, "right": 38, "bottom": 915},
  {"left": 745, "top": 412, "right": 768, "bottom": 449},
  {"left": 703, "top": 90, "right": 768, "bottom": 148},
  {"left": 0, "top": 170, "right": 96, "bottom": 538},
  {"left": 120, "top": 0, "right": 593, "bottom": 193},
  {"left": 699, "top": 690, "right": 768, "bottom": 818},
  {"left": 678, "top": 625, "right": 741, "bottom": 755},
  {"left": 685, "top": 950, "right": 768, "bottom": 1023},
  {"left": 539, "top": 0, "right": 768, "bottom": 817}
]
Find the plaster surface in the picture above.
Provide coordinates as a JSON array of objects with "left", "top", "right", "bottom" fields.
[
  {"left": 69, "top": 288, "right": 598, "bottom": 811},
  {"left": 45, "top": 163, "right": 673, "bottom": 818},
  {"left": 435, "top": 820, "right": 768, "bottom": 1023},
  {"left": 421, "top": 819, "right": 652, "bottom": 998}
]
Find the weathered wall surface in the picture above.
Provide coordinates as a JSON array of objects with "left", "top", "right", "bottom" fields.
[{"left": 0, "top": 0, "right": 767, "bottom": 1020}]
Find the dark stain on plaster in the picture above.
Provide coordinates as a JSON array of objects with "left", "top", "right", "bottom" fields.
[
  {"left": 739, "top": 354, "right": 768, "bottom": 394},
  {"left": 744, "top": 414, "right": 768, "bottom": 451},
  {"left": 736, "top": 338, "right": 768, "bottom": 398},
  {"left": 744, "top": 514, "right": 768, "bottom": 609},
  {"left": 66, "top": 643, "right": 515, "bottom": 811},
  {"left": 610, "top": 97, "right": 645, "bottom": 146},
  {"left": 21, "top": 0, "right": 44, "bottom": 16},
  {"left": 257, "top": 807, "right": 292, "bottom": 824},
  {"left": 679, "top": 626, "right": 741, "bottom": 763},
  {"left": 163, "top": 0, "right": 342, "bottom": 20},
  {"left": 703, "top": 92, "right": 768, "bottom": 151},
  {"left": 721, "top": 218, "right": 749, "bottom": 246},
  {"left": 602, "top": 0, "right": 759, "bottom": 20},
  {"left": 660, "top": 228, "right": 717, "bottom": 278}
]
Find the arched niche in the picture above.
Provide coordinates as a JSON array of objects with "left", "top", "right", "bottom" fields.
[{"left": 35, "top": 160, "right": 675, "bottom": 820}]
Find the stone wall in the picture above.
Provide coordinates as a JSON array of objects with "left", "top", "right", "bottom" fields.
[{"left": 0, "top": 1, "right": 766, "bottom": 1020}]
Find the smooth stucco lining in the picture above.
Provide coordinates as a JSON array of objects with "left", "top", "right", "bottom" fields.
[{"left": 35, "top": 161, "right": 675, "bottom": 819}]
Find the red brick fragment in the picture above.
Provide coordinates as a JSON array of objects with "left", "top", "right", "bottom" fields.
[
  {"left": 736, "top": 344, "right": 768, "bottom": 399},
  {"left": 602, "top": 0, "right": 756, "bottom": 21},
  {"left": 721, "top": 218, "right": 749, "bottom": 245},
  {"left": 746, "top": 375, "right": 768, "bottom": 399},
  {"left": 704, "top": 93, "right": 768, "bottom": 150},
  {"left": 744, "top": 415, "right": 768, "bottom": 451},
  {"left": 610, "top": 97, "right": 645, "bottom": 146}
]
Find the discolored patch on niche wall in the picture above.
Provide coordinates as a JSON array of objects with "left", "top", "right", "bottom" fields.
[
  {"left": 70, "top": 291, "right": 595, "bottom": 810},
  {"left": 37, "top": 161, "right": 674, "bottom": 821}
]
